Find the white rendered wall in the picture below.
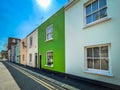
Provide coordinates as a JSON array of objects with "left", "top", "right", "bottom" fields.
[
  {"left": 26, "top": 30, "right": 38, "bottom": 67},
  {"left": 65, "top": 0, "right": 120, "bottom": 85}
]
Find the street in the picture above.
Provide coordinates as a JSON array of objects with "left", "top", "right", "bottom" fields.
[
  {"left": 0, "top": 60, "right": 114, "bottom": 90},
  {"left": 2, "top": 61, "right": 67, "bottom": 90}
]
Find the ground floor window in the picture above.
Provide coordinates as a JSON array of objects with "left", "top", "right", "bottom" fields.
[
  {"left": 29, "top": 54, "right": 32, "bottom": 62},
  {"left": 23, "top": 55, "right": 24, "bottom": 61},
  {"left": 85, "top": 44, "right": 110, "bottom": 71},
  {"left": 46, "top": 51, "right": 53, "bottom": 67}
]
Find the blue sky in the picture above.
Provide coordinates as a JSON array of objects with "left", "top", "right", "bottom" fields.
[{"left": 0, "top": 0, "right": 68, "bottom": 51}]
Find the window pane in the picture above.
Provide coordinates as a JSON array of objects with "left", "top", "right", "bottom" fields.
[
  {"left": 49, "top": 27, "right": 53, "bottom": 32},
  {"left": 93, "top": 12, "right": 99, "bottom": 21},
  {"left": 94, "top": 59, "right": 100, "bottom": 69},
  {"left": 47, "top": 34, "right": 49, "bottom": 40},
  {"left": 50, "top": 34, "right": 53, "bottom": 39},
  {"left": 86, "top": 15, "right": 92, "bottom": 24},
  {"left": 101, "top": 46, "right": 108, "bottom": 57},
  {"left": 101, "top": 59, "right": 108, "bottom": 70},
  {"left": 100, "top": 8, "right": 107, "bottom": 18},
  {"left": 87, "top": 48, "right": 92, "bottom": 57},
  {"left": 87, "top": 59, "right": 93, "bottom": 68},
  {"left": 12, "top": 39, "right": 15, "bottom": 43},
  {"left": 30, "top": 37, "right": 32, "bottom": 46},
  {"left": 92, "top": 0, "right": 98, "bottom": 12},
  {"left": 46, "top": 25, "right": 53, "bottom": 40},
  {"left": 93, "top": 47, "right": 99, "bottom": 57},
  {"left": 47, "top": 52, "right": 53, "bottom": 66},
  {"left": 29, "top": 54, "right": 32, "bottom": 62},
  {"left": 46, "top": 29, "right": 49, "bottom": 34},
  {"left": 47, "top": 27, "right": 53, "bottom": 33},
  {"left": 47, "top": 29, "right": 50, "bottom": 34},
  {"left": 99, "top": 0, "right": 106, "bottom": 8},
  {"left": 86, "top": 4, "right": 91, "bottom": 15},
  {"left": 23, "top": 55, "right": 24, "bottom": 61},
  {"left": 47, "top": 34, "right": 52, "bottom": 40},
  {"left": 47, "top": 35, "right": 50, "bottom": 39}
]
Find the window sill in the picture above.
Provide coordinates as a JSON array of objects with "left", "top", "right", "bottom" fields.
[
  {"left": 45, "top": 38, "right": 53, "bottom": 42},
  {"left": 45, "top": 65, "right": 54, "bottom": 67},
  {"left": 84, "top": 69, "right": 113, "bottom": 77},
  {"left": 83, "top": 17, "right": 111, "bottom": 29}
]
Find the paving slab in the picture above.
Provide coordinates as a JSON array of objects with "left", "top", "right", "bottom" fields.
[{"left": 0, "top": 61, "right": 20, "bottom": 90}]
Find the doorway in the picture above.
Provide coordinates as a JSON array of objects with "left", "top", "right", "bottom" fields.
[
  {"left": 39, "top": 54, "right": 42, "bottom": 69},
  {"left": 35, "top": 53, "right": 38, "bottom": 68}
]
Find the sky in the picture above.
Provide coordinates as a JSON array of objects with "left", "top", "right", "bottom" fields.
[{"left": 0, "top": 0, "right": 68, "bottom": 52}]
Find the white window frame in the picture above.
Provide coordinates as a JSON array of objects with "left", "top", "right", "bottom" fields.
[
  {"left": 46, "top": 24, "right": 53, "bottom": 41},
  {"left": 84, "top": 43, "right": 113, "bottom": 76},
  {"left": 83, "top": 0, "right": 111, "bottom": 28},
  {"left": 46, "top": 51, "right": 53, "bottom": 67}
]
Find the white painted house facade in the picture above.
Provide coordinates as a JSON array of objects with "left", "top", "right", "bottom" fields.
[
  {"left": 26, "top": 29, "right": 38, "bottom": 67},
  {"left": 65, "top": 0, "right": 120, "bottom": 86}
]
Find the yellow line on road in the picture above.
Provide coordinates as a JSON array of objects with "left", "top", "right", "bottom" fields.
[
  {"left": 18, "top": 69, "right": 56, "bottom": 90},
  {"left": 6, "top": 62, "right": 58, "bottom": 90}
]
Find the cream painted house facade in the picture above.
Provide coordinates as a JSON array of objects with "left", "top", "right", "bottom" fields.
[
  {"left": 26, "top": 29, "right": 38, "bottom": 67},
  {"left": 65, "top": 0, "right": 120, "bottom": 86}
]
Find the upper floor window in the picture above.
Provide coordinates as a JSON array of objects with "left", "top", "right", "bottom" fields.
[
  {"left": 85, "top": 0, "right": 107, "bottom": 24},
  {"left": 46, "top": 25, "right": 53, "bottom": 41},
  {"left": 12, "top": 39, "right": 16, "bottom": 43},
  {"left": 29, "top": 36, "right": 32, "bottom": 47}
]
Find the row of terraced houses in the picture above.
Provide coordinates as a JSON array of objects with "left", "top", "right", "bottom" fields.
[{"left": 7, "top": 0, "right": 120, "bottom": 89}]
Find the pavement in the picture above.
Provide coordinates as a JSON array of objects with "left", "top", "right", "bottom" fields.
[{"left": 0, "top": 61, "right": 20, "bottom": 90}]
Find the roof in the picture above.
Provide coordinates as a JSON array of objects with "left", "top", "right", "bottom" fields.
[
  {"left": 26, "top": 28, "right": 38, "bottom": 37},
  {"left": 64, "top": 0, "right": 80, "bottom": 10}
]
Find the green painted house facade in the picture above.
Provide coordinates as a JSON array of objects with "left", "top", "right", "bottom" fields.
[{"left": 38, "top": 8, "right": 65, "bottom": 73}]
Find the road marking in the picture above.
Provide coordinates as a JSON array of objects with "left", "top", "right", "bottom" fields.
[{"left": 6, "top": 62, "right": 58, "bottom": 90}]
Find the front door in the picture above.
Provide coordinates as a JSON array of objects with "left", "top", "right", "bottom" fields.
[
  {"left": 35, "top": 53, "right": 38, "bottom": 68},
  {"left": 39, "top": 55, "right": 42, "bottom": 69}
]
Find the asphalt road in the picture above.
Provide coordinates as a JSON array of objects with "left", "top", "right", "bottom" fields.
[
  {"left": 3, "top": 61, "right": 66, "bottom": 90},
  {"left": 2, "top": 61, "right": 114, "bottom": 90}
]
